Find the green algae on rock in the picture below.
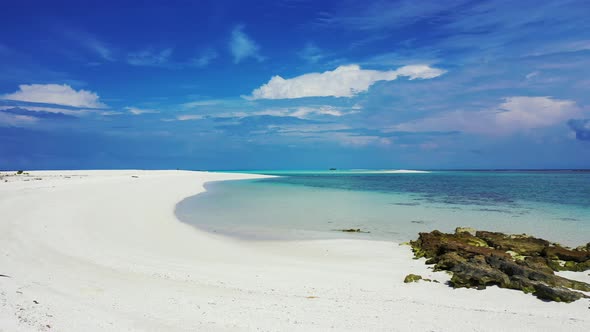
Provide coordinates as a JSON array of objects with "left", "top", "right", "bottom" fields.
[
  {"left": 404, "top": 274, "right": 423, "bottom": 283},
  {"left": 410, "top": 228, "right": 590, "bottom": 302}
]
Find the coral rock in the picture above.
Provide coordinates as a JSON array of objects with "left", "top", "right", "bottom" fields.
[{"left": 410, "top": 229, "right": 590, "bottom": 302}]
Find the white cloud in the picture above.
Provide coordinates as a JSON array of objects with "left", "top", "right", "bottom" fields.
[
  {"left": 127, "top": 48, "right": 173, "bottom": 66},
  {"left": 229, "top": 25, "right": 264, "bottom": 64},
  {"left": 64, "top": 30, "right": 115, "bottom": 62},
  {"left": 125, "top": 106, "right": 159, "bottom": 115},
  {"left": 100, "top": 110, "right": 124, "bottom": 116},
  {"left": 248, "top": 106, "right": 349, "bottom": 118},
  {"left": 526, "top": 40, "right": 590, "bottom": 57},
  {"left": 393, "top": 65, "right": 445, "bottom": 79},
  {"left": 175, "top": 105, "right": 355, "bottom": 122},
  {"left": 395, "top": 96, "right": 582, "bottom": 135},
  {"left": 127, "top": 47, "right": 218, "bottom": 68},
  {"left": 0, "top": 112, "right": 38, "bottom": 126},
  {"left": 86, "top": 38, "right": 115, "bottom": 61},
  {"left": 181, "top": 99, "right": 226, "bottom": 108},
  {"left": 191, "top": 49, "right": 218, "bottom": 68},
  {"left": 1, "top": 84, "right": 106, "bottom": 108},
  {"left": 290, "top": 106, "right": 348, "bottom": 118},
  {"left": 317, "top": 1, "right": 469, "bottom": 31},
  {"left": 494, "top": 96, "right": 579, "bottom": 130},
  {"left": 248, "top": 64, "right": 445, "bottom": 100},
  {"left": 176, "top": 114, "right": 205, "bottom": 121},
  {"left": 0, "top": 105, "right": 95, "bottom": 116},
  {"left": 266, "top": 123, "right": 388, "bottom": 146},
  {"left": 298, "top": 43, "right": 324, "bottom": 63},
  {"left": 525, "top": 71, "right": 540, "bottom": 80}
]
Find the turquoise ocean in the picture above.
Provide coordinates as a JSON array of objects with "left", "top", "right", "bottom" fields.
[{"left": 175, "top": 170, "right": 590, "bottom": 246}]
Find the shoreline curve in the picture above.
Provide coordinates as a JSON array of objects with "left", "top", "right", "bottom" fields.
[{"left": 1, "top": 170, "right": 588, "bottom": 331}]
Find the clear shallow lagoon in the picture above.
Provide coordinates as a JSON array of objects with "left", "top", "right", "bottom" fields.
[{"left": 175, "top": 171, "right": 590, "bottom": 246}]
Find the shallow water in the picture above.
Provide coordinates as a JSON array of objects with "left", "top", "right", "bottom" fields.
[{"left": 175, "top": 171, "right": 590, "bottom": 246}]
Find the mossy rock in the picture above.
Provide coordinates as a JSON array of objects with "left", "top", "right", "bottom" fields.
[
  {"left": 546, "top": 259, "right": 566, "bottom": 271},
  {"left": 338, "top": 228, "right": 370, "bottom": 233},
  {"left": 476, "top": 231, "right": 549, "bottom": 256},
  {"left": 455, "top": 227, "right": 477, "bottom": 236},
  {"left": 410, "top": 229, "right": 590, "bottom": 302},
  {"left": 532, "top": 283, "right": 584, "bottom": 303},
  {"left": 544, "top": 245, "right": 590, "bottom": 263},
  {"left": 506, "top": 250, "right": 526, "bottom": 261},
  {"left": 522, "top": 285, "right": 536, "bottom": 294},
  {"left": 404, "top": 274, "right": 422, "bottom": 283},
  {"left": 565, "top": 260, "right": 590, "bottom": 272}
]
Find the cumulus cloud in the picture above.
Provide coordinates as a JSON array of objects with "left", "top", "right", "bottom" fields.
[
  {"left": 494, "top": 97, "right": 579, "bottom": 130},
  {"left": 229, "top": 25, "right": 264, "bottom": 64},
  {"left": 248, "top": 64, "right": 445, "bottom": 100},
  {"left": 396, "top": 96, "right": 581, "bottom": 135},
  {"left": 1, "top": 84, "right": 106, "bottom": 108}
]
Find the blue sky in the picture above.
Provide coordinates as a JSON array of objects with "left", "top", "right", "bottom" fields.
[{"left": 1, "top": 0, "right": 590, "bottom": 170}]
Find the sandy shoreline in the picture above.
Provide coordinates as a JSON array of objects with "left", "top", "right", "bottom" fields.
[{"left": 1, "top": 170, "right": 589, "bottom": 331}]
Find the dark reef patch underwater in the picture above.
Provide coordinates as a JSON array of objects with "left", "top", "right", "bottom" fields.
[{"left": 410, "top": 228, "right": 590, "bottom": 302}]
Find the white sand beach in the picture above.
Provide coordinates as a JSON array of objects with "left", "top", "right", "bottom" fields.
[{"left": 1, "top": 170, "right": 589, "bottom": 331}]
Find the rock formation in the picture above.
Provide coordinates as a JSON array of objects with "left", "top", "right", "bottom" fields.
[{"left": 410, "top": 228, "right": 590, "bottom": 302}]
